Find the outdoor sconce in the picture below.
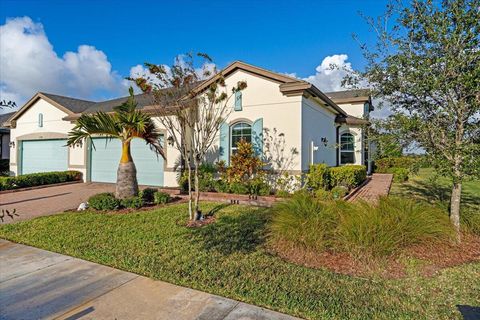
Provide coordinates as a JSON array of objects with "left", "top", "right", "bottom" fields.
[
  {"left": 9, "top": 141, "right": 15, "bottom": 148},
  {"left": 321, "top": 137, "right": 328, "bottom": 146},
  {"left": 167, "top": 136, "right": 174, "bottom": 146}
]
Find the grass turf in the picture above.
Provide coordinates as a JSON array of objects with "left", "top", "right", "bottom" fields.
[
  {"left": 1, "top": 202, "right": 479, "bottom": 320},
  {"left": 390, "top": 168, "right": 480, "bottom": 210}
]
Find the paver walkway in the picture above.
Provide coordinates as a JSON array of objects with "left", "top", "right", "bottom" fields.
[
  {"left": 347, "top": 173, "right": 393, "bottom": 203},
  {"left": 0, "top": 240, "right": 300, "bottom": 320}
]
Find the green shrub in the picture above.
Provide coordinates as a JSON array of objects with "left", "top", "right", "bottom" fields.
[
  {"left": 88, "top": 193, "right": 120, "bottom": 211},
  {"left": 330, "top": 165, "right": 367, "bottom": 189},
  {"left": 230, "top": 182, "right": 250, "bottom": 195},
  {"left": 153, "top": 191, "right": 171, "bottom": 205},
  {"left": 270, "top": 191, "right": 339, "bottom": 251},
  {"left": 121, "top": 196, "right": 144, "bottom": 209},
  {"left": 306, "top": 163, "right": 331, "bottom": 190},
  {"left": 314, "top": 188, "right": 333, "bottom": 201},
  {"left": 178, "top": 163, "right": 216, "bottom": 192},
  {"left": 213, "top": 179, "right": 230, "bottom": 193},
  {"left": 375, "top": 156, "right": 420, "bottom": 174},
  {"left": 387, "top": 167, "right": 409, "bottom": 182},
  {"left": 336, "top": 197, "right": 454, "bottom": 257},
  {"left": 331, "top": 186, "right": 348, "bottom": 199},
  {"left": 140, "top": 188, "right": 157, "bottom": 203},
  {"left": 249, "top": 178, "right": 271, "bottom": 196},
  {"left": 0, "top": 170, "right": 82, "bottom": 191}
]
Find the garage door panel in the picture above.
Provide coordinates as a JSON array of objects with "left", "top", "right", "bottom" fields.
[
  {"left": 21, "top": 140, "right": 68, "bottom": 174},
  {"left": 90, "top": 138, "right": 164, "bottom": 186}
]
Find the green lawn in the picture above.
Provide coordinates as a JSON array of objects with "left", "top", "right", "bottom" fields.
[
  {"left": 1, "top": 202, "right": 479, "bottom": 319},
  {"left": 390, "top": 168, "right": 480, "bottom": 210}
]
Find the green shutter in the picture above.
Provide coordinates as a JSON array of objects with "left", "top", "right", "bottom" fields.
[
  {"left": 234, "top": 91, "right": 242, "bottom": 111},
  {"left": 252, "top": 118, "right": 263, "bottom": 156},
  {"left": 219, "top": 122, "right": 230, "bottom": 164}
]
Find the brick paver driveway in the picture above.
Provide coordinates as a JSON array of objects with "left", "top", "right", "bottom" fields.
[{"left": 0, "top": 183, "right": 115, "bottom": 224}]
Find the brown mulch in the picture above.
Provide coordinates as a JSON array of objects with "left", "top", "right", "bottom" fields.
[
  {"left": 185, "top": 215, "right": 216, "bottom": 228},
  {"left": 268, "top": 234, "right": 480, "bottom": 279}
]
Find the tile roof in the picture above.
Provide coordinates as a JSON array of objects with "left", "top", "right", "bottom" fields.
[
  {"left": 40, "top": 92, "right": 97, "bottom": 113},
  {"left": 0, "top": 112, "right": 15, "bottom": 129}
]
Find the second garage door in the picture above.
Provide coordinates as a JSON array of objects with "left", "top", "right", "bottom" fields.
[{"left": 90, "top": 138, "right": 164, "bottom": 186}]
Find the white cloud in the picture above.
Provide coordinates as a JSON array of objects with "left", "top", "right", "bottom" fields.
[
  {"left": 303, "top": 54, "right": 354, "bottom": 92},
  {"left": 0, "top": 17, "right": 126, "bottom": 107}
]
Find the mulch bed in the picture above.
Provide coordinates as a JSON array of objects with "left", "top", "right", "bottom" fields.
[
  {"left": 268, "top": 234, "right": 480, "bottom": 279},
  {"left": 185, "top": 215, "right": 216, "bottom": 228}
]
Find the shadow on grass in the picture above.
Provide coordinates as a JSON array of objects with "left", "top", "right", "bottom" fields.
[
  {"left": 457, "top": 305, "right": 480, "bottom": 320},
  {"left": 192, "top": 205, "right": 269, "bottom": 255},
  {"left": 398, "top": 180, "right": 480, "bottom": 208}
]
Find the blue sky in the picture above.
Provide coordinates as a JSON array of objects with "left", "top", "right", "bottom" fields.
[{"left": 0, "top": 0, "right": 389, "bottom": 107}]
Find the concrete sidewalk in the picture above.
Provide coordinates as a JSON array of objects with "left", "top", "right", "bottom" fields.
[{"left": 0, "top": 240, "right": 300, "bottom": 320}]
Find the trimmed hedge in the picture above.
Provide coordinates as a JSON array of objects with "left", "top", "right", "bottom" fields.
[
  {"left": 307, "top": 164, "right": 366, "bottom": 191},
  {"left": 387, "top": 167, "right": 409, "bottom": 182},
  {"left": 330, "top": 165, "right": 367, "bottom": 189},
  {"left": 0, "top": 170, "right": 82, "bottom": 191},
  {"left": 306, "top": 163, "right": 330, "bottom": 190}
]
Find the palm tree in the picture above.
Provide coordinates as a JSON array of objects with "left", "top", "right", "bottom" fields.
[{"left": 67, "top": 87, "right": 165, "bottom": 199}]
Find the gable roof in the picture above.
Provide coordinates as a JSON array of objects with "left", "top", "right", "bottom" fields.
[
  {"left": 194, "top": 61, "right": 347, "bottom": 116},
  {"left": 325, "top": 89, "right": 371, "bottom": 104},
  {"left": 7, "top": 61, "right": 367, "bottom": 126}
]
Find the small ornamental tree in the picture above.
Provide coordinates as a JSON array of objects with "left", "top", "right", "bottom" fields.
[
  {"left": 130, "top": 53, "right": 247, "bottom": 220},
  {"left": 226, "top": 140, "right": 264, "bottom": 183},
  {"left": 68, "top": 88, "right": 165, "bottom": 199},
  {"left": 349, "top": 0, "right": 480, "bottom": 240}
]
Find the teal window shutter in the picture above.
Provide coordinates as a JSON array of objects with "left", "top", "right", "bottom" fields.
[
  {"left": 38, "top": 113, "right": 43, "bottom": 127},
  {"left": 234, "top": 91, "right": 242, "bottom": 111},
  {"left": 219, "top": 122, "right": 230, "bottom": 164},
  {"left": 252, "top": 118, "right": 263, "bottom": 156}
]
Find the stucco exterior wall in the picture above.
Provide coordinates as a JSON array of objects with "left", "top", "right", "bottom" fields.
[
  {"left": 300, "top": 97, "right": 338, "bottom": 170},
  {"left": 211, "top": 69, "right": 303, "bottom": 172},
  {"left": 337, "top": 102, "right": 367, "bottom": 118},
  {"left": 8, "top": 99, "right": 88, "bottom": 178}
]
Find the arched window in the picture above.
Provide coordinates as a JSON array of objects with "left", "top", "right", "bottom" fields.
[
  {"left": 231, "top": 122, "right": 251, "bottom": 155},
  {"left": 340, "top": 132, "right": 355, "bottom": 164},
  {"left": 38, "top": 113, "right": 43, "bottom": 127}
]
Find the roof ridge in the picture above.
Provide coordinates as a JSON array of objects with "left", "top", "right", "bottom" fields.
[{"left": 39, "top": 92, "right": 96, "bottom": 103}]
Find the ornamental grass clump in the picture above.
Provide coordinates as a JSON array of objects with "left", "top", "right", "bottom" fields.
[
  {"left": 269, "top": 194, "right": 455, "bottom": 259},
  {"left": 269, "top": 191, "right": 339, "bottom": 252}
]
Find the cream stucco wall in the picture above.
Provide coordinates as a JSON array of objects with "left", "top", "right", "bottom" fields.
[
  {"left": 9, "top": 99, "right": 88, "bottom": 178},
  {"left": 337, "top": 102, "right": 367, "bottom": 118},
  {"left": 301, "top": 97, "right": 338, "bottom": 170},
  {"left": 210, "top": 69, "right": 303, "bottom": 172}
]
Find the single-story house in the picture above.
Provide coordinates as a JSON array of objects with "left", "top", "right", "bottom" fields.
[{"left": 2, "top": 61, "right": 373, "bottom": 187}]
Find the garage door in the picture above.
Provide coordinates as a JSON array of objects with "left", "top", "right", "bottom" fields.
[
  {"left": 90, "top": 138, "right": 164, "bottom": 186},
  {"left": 21, "top": 139, "right": 68, "bottom": 174}
]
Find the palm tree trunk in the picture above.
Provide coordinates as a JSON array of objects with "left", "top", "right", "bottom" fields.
[{"left": 116, "top": 141, "right": 139, "bottom": 199}]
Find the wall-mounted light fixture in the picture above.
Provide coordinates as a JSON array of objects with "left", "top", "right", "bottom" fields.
[
  {"left": 9, "top": 141, "right": 15, "bottom": 148},
  {"left": 321, "top": 137, "right": 328, "bottom": 147}
]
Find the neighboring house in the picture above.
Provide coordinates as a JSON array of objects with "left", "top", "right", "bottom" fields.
[
  {"left": 0, "top": 112, "right": 14, "bottom": 161},
  {"left": 4, "top": 61, "right": 372, "bottom": 187}
]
